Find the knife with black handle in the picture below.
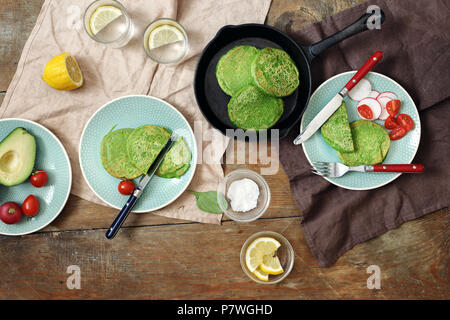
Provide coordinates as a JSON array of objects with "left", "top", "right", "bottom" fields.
[{"left": 105, "top": 134, "right": 178, "bottom": 239}]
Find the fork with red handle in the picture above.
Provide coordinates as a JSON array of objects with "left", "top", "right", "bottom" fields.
[{"left": 312, "top": 162, "right": 424, "bottom": 178}]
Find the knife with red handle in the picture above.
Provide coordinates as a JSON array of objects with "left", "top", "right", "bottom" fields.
[
  {"left": 371, "top": 164, "right": 424, "bottom": 172},
  {"left": 294, "top": 51, "right": 383, "bottom": 145}
]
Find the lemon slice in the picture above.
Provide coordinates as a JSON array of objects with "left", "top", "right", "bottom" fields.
[
  {"left": 41, "top": 53, "right": 83, "bottom": 91},
  {"left": 245, "top": 237, "right": 281, "bottom": 273},
  {"left": 149, "top": 25, "right": 185, "bottom": 50},
  {"left": 253, "top": 267, "right": 269, "bottom": 282},
  {"left": 260, "top": 255, "right": 284, "bottom": 275},
  {"left": 89, "top": 6, "right": 123, "bottom": 35}
]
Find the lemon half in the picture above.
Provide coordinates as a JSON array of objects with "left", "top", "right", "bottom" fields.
[
  {"left": 42, "top": 53, "right": 83, "bottom": 91},
  {"left": 149, "top": 24, "right": 185, "bottom": 50},
  {"left": 245, "top": 237, "right": 281, "bottom": 273}
]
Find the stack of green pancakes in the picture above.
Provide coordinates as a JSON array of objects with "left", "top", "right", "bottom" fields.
[
  {"left": 100, "top": 125, "right": 191, "bottom": 180},
  {"left": 216, "top": 45, "right": 300, "bottom": 130}
]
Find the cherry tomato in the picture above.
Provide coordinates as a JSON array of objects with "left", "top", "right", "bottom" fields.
[
  {"left": 30, "top": 170, "right": 48, "bottom": 188},
  {"left": 386, "top": 99, "right": 401, "bottom": 117},
  {"left": 384, "top": 116, "right": 400, "bottom": 130},
  {"left": 357, "top": 104, "right": 373, "bottom": 120},
  {"left": 118, "top": 180, "right": 135, "bottom": 195},
  {"left": 22, "top": 195, "right": 39, "bottom": 216},
  {"left": 397, "top": 113, "right": 415, "bottom": 132},
  {"left": 0, "top": 202, "right": 22, "bottom": 225},
  {"left": 389, "top": 126, "right": 407, "bottom": 140}
]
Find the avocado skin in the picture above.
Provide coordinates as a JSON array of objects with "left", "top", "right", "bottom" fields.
[{"left": 0, "top": 127, "right": 36, "bottom": 186}]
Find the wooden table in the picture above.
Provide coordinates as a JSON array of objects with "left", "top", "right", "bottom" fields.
[{"left": 0, "top": 0, "right": 448, "bottom": 300}]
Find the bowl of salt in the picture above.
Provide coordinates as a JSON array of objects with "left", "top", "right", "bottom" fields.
[{"left": 217, "top": 169, "right": 270, "bottom": 222}]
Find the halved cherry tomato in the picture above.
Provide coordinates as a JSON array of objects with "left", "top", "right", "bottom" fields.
[
  {"left": 386, "top": 99, "right": 401, "bottom": 117},
  {"left": 118, "top": 180, "right": 135, "bottom": 195},
  {"left": 357, "top": 104, "right": 373, "bottom": 120},
  {"left": 30, "top": 170, "right": 48, "bottom": 188},
  {"left": 384, "top": 116, "right": 400, "bottom": 130},
  {"left": 22, "top": 195, "right": 39, "bottom": 216},
  {"left": 389, "top": 126, "right": 407, "bottom": 140},
  {"left": 397, "top": 113, "right": 415, "bottom": 132}
]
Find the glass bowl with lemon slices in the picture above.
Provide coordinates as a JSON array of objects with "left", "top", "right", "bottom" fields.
[
  {"left": 240, "top": 231, "right": 294, "bottom": 284},
  {"left": 143, "top": 18, "right": 189, "bottom": 64}
]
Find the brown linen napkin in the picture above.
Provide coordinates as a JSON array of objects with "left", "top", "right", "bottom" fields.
[
  {"left": 0, "top": 0, "right": 271, "bottom": 224},
  {"left": 279, "top": 0, "right": 450, "bottom": 266}
]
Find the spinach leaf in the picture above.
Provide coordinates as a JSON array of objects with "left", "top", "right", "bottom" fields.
[{"left": 188, "top": 190, "right": 228, "bottom": 214}]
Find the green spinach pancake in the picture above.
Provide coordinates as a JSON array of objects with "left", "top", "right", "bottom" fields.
[
  {"left": 126, "top": 125, "right": 171, "bottom": 173},
  {"left": 156, "top": 137, "right": 192, "bottom": 179},
  {"left": 228, "top": 85, "right": 284, "bottom": 130},
  {"left": 321, "top": 101, "right": 354, "bottom": 153},
  {"left": 216, "top": 45, "right": 259, "bottom": 96},
  {"left": 338, "top": 120, "right": 390, "bottom": 166},
  {"left": 251, "top": 47, "right": 299, "bottom": 97},
  {"left": 100, "top": 127, "right": 143, "bottom": 180}
]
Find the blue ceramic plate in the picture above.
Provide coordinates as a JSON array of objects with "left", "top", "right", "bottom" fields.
[
  {"left": 301, "top": 71, "right": 421, "bottom": 190},
  {"left": 0, "top": 119, "right": 72, "bottom": 235},
  {"left": 79, "top": 95, "right": 197, "bottom": 212}
]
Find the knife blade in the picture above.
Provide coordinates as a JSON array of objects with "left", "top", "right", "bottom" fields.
[
  {"left": 105, "top": 133, "right": 179, "bottom": 239},
  {"left": 293, "top": 51, "right": 383, "bottom": 145}
]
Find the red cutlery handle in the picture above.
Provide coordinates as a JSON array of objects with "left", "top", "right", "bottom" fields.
[
  {"left": 372, "top": 164, "right": 424, "bottom": 173},
  {"left": 344, "top": 51, "right": 383, "bottom": 92}
]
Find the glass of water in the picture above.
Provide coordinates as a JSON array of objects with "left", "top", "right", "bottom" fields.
[
  {"left": 84, "top": 0, "right": 133, "bottom": 48},
  {"left": 143, "top": 18, "right": 189, "bottom": 64}
]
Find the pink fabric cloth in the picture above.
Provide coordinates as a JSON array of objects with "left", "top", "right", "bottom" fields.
[{"left": 0, "top": 0, "right": 271, "bottom": 224}]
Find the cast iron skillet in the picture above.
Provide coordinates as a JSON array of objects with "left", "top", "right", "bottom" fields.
[{"left": 194, "top": 9, "right": 385, "bottom": 140}]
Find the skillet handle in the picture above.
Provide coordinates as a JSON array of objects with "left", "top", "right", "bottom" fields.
[{"left": 305, "top": 8, "right": 385, "bottom": 61}]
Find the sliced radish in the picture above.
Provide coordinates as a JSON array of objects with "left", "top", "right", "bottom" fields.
[
  {"left": 377, "top": 91, "right": 398, "bottom": 101},
  {"left": 357, "top": 98, "right": 381, "bottom": 120},
  {"left": 377, "top": 96, "right": 392, "bottom": 120},
  {"left": 348, "top": 78, "right": 371, "bottom": 101},
  {"left": 366, "top": 90, "right": 380, "bottom": 99}
]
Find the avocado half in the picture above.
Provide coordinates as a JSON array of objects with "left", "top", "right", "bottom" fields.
[{"left": 0, "top": 127, "right": 36, "bottom": 186}]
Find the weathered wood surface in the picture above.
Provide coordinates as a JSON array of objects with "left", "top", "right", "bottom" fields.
[
  {"left": 0, "top": 0, "right": 448, "bottom": 299},
  {"left": 1, "top": 211, "right": 448, "bottom": 299}
]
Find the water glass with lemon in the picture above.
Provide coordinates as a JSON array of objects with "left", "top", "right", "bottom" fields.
[
  {"left": 84, "top": 0, "right": 133, "bottom": 48},
  {"left": 143, "top": 18, "right": 188, "bottom": 64}
]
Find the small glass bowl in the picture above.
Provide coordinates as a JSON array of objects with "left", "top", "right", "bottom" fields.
[
  {"left": 217, "top": 169, "right": 270, "bottom": 222},
  {"left": 240, "top": 231, "right": 294, "bottom": 284}
]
